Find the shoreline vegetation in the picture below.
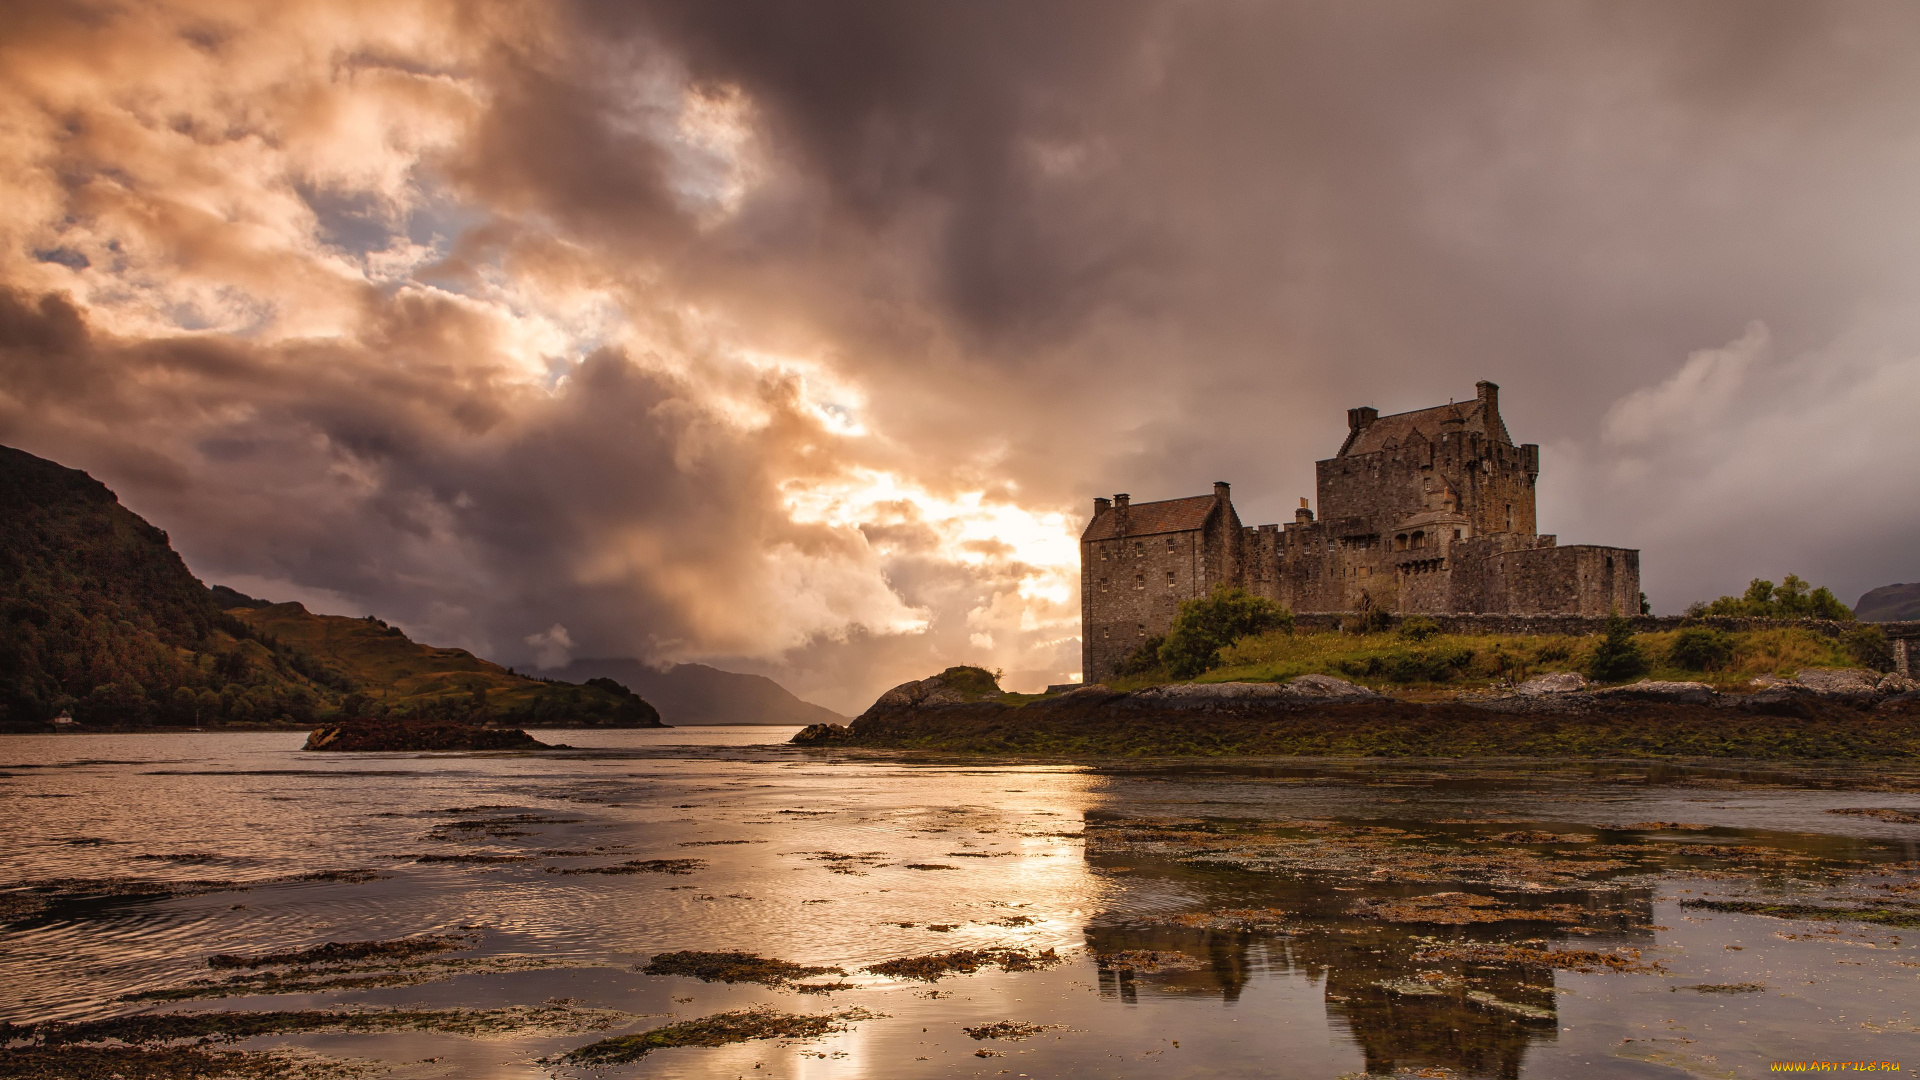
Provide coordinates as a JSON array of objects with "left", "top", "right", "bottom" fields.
[{"left": 796, "top": 587, "right": 1919, "bottom": 760}]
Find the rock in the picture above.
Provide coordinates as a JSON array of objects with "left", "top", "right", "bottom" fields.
[
  {"left": 1793, "top": 668, "right": 1884, "bottom": 696},
  {"left": 790, "top": 723, "right": 849, "bottom": 746},
  {"left": 1877, "top": 673, "right": 1919, "bottom": 694},
  {"left": 1590, "top": 680, "right": 1718, "bottom": 706},
  {"left": 1514, "top": 672, "right": 1588, "bottom": 696},
  {"left": 304, "top": 720, "right": 553, "bottom": 752},
  {"left": 1281, "top": 673, "right": 1383, "bottom": 700}
]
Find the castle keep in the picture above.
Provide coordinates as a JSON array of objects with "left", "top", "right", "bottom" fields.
[{"left": 1079, "top": 382, "right": 1640, "bottom": 682}]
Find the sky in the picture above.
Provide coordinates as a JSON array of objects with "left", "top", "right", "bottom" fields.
[{"left": 4, "top": 1, "right": 1919, "bottom": 712}]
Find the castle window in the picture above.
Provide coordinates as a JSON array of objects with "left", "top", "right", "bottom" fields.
[
  {"left": 1099, "top": 577, "right": 1109, "bottom": 592},
  {"left": 1396, "top": 534, "right": 1408, "bottom": 551},
  {"left": 1134, "top": 573, "right": 1145, "bottom": 589},
  {"left": 1453, "top": 529, "right": 1462, "bottom": 541},
  {"left": 1134, "top": 541, "right": 1143, "bottom": 553},
  {"left": 1165, "top": 537, "right": 1176, "bottom": 550},
  {"left": 1166, "top": 571, "right": 1176, "bottom": 587},
  {"left": 1505, "top": 503, "right": 1513, "bottom": 531},
  {"left": 1411, "top": 531, "right": 1425, "bottom": 549},
  {"left": 1137, "top": 623, "right": 1146, "bottom": 636}
]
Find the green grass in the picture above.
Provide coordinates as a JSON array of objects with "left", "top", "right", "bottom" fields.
[{"left": 1099, "top": 626, "right": 1860, "bottom": 694}]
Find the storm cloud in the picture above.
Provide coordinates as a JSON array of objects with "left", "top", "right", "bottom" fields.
[{"left": 3, "top": 0, "right": 1918, "bottom": 710}]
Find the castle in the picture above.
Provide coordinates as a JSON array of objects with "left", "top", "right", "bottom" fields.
[{"left": 1079, "top": 382, "right": 1640, "bottom": 682}]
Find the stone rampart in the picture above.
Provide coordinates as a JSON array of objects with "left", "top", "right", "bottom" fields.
[{"left": 1288, "top": 613, "right": 1920, "bottom": 641}]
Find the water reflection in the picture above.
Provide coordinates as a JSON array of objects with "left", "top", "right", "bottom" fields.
[{"left": 3, "top": 732, "right": 1919, "bottom": 1078}]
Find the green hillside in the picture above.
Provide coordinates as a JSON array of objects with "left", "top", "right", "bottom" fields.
[
  {"left": 227, "top": 602, "right": 659, "bottom": 728},
  {"left": 0, "top": 444, "right": 658, "bottom": 731},
  {"left": 0, "top": 445, "right": 329, "bottom": 729}
]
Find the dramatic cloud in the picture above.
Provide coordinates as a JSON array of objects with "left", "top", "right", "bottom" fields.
[{"left": 4, "top": 0, "right": 1919, "bottom": 710}]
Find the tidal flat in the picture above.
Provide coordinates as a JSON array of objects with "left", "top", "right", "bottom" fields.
[{"left": 2, "top": 730, "right": 1919, "bottom": 1079}]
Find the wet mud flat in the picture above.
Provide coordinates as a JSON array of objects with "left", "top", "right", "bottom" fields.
[{"left": 3, "top": 731, "right": 1920, "bottom": 1078}]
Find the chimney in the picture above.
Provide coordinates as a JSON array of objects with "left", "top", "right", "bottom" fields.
[
  {"left": 1113, "top": 493, "right": 1130, "bottom": 536},
  {"left": 1094, "top": 496, "right": 1111, "bottom": 516},
  {"left": 1476, "top": 380, "right": 1498, "bottom": 412},
  {"left": 1213, "top": 481, "right": 1231, "bottom": 504},
  {"left": 1113, "top": 493, "right": 1129, "bottom": 510},
  {"left": 1347, "top": 406, "right": 1379, "bottom": 431},
  {"left": 1296, "top": 496, "right": 1314, "bottom": 524}
]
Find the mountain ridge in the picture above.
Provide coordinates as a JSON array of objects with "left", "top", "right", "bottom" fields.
[
  {"left": 548, "top": 658, "right": 846, "bottom": 726},
  {"left": 1856, "top": 583, "right": 1920, "bottom": 623}
]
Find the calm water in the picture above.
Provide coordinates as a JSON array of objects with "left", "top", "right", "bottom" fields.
[{"left": 4, "top": 729, "right": 1920, "bottom": 1078}]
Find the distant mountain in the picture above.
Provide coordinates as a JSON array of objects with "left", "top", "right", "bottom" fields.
[
  {"left": 227, "top": 603, "right": 660, "bottom": 728},
  {"left": 1856, "top": 583, "right": 1920, "bottom": 622},
  {"left": 549, "top": 659, "right": 846, "bottom": 726}
]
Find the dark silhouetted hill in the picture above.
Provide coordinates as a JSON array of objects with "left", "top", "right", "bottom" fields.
[
  {"left": 550, "top": 659, "right": 845, "bottom": 726},
  {"left": 1856, "top": 583, "right": 1920, "bottom": 622},
  {"left": 1, "top": 443, "right": 660, "bottom": 730}
]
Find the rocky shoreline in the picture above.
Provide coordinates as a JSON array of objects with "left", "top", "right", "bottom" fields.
[
  {"left": 793, "top": 668, "right": 1920, "bottom": 759},
  {"left": 304, "top": 719, "right": 559, "bottom": 752}
]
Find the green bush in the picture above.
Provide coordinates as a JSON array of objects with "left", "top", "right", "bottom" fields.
[
  {"left": 1690, "top": 574, "right": 1854, "bottom": 620},
  {"left": 1341, "top": 608, "right": 1392, "bottom": 635},
  {"left": 1668, "top": 628, "right": 1733, "bottom": 671},
  {"left": 937, "top": 666, "right": 1003, "bottom": 697},
  {"left": 1398, "top": 616, "right": 1441, "bottom": 642},
  {"left": 1533, "top": 642, "right": 1571, "bottom": 664},
  {"left": 1114, "top": 634, "right": 1166, "bottom": 677},
  {"left": 1587, "top": 611, "right": 1649, "bottom": 682},
  {"left": 1843, "top": 627, "right": 1895, "bottom": 673},
  {"left": 1159, "top": 586, "right": 1294, "bottom": 679},
  {"left": 1336, "top": 647, "right": 1475, "bottom": 683}
]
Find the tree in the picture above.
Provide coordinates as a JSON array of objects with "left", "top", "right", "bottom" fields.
[
  {"left": 1587, "top": 611, "right": 1648, "bottom": 682},
  {"left": 1668, "top": 628, "right": 1732, "bottom": 671},
  {"left": 1691, "top": 574, "right": 1854, "bottom": 620},
  {"left": 1158, "top": 586, "right": 1293, "bottom": 679}
]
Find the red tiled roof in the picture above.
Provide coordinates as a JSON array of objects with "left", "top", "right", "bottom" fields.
[
  {"left": 1340, "top": 398, "right": 1510, "bottom": 457},
  {"left": 1080, "top": 494, "right": 1218, "bottom": 541}
]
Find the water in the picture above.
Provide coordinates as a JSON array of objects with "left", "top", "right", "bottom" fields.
[{"left": 3, "top": 729, "right": 1919, "bottom": 1078}]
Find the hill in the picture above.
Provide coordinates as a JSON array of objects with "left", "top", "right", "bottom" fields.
[
  {"left": 0, "top": 442, "right": 659, "bottom": 731},
  {"left": 226, "top": 603, "right": 659, "bottom": 728},
  {"left": 548, "top": 659, "right": 845, "bottom": 726},
  {"left": 1856, "top": 583, "right": 1920, "bottom": 622},
  {"left": 0, "top": 445, "right": 331, "bottom": 729}
]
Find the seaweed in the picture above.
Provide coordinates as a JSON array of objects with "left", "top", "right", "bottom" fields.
[
  {"left": 562, "top": 1007, "right": 874, "bottom": 1065},
  {"left": 546, "top": 858, "right": 706, "bottom": 876},
  {"left": 207, "top": 935, "right": 472, "bottom": 969},
  {"left": 864, "top": 948, "right": 1062, "bottom": 981},
  {"left": 1677, "top": 898, "right": 1920, "bottom": 927},
  {"left": 641, "top": 951, "right": 844, "bottom": 986}
]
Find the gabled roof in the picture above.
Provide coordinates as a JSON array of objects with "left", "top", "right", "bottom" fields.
[
  {"left": 1080, "top": 494, "right": 1217, "bottom": 541},
  {"left": 1339, "top": 398, "right": 1510, "bottom": 457}
]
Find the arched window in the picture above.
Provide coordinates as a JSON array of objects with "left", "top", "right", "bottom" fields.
[
  {"left": 1396, "top": 534, "right": 1408, "bottom": 551},
  {"left": 1411, "top": 531, "right": 1425, "bottom": 549}
]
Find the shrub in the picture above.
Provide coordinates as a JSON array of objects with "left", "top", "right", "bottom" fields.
[
  {"left": 1587, "top": 611, "right": 1648, "bottom": 682},
  {"left": 937, "top": 666, "right": 1003, "bottom": 697},
  {"left": 1692, "top": 574, "right": 1854, "bottom": 620},
  {"left": 1159, "top": 586, "right": 1294, "bottom": 679},
  {"left": 1338, "top": 647, "right": 1474, "bottom": 683},
  {"left": 1533, "top": 642, "right": 1571, "bottom": 664},
  {"left": 1341, "top": 608, "right": 1392, "bottom": 636},
  {"left": 1843, "top": 626, "right": 1895, "bottom": 673},
  {"left": 1668, "top": 628, "right": 1733, "bottom": 672},
  {"left": 1114, "top": 634, "right": 1166, "bottom": 677},
  {"left": 1398, "top": 615, "right": 1441, "bottom": 642}
]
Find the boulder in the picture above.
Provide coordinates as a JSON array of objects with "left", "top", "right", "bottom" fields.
[
  {"left": 1793, "top": 668, "right": 1884, "bottom": 696},
  {"left": 304, "top": 720, "right": 553, "bottom": 752},
  {"left": 790, "top": 723, "right": 850, "bottom": 746},
  {"left": 1590, "top": 680, "right": 1718, "bottom": 706},
  {"left": 1513, "top": 672, "right": 1588, "bottom": 696},
  {"left": 1877, "top": 673, "right": 1919, "bottom": 694},
  {"left": 1281, "top": 673, "right": 1383, "bottom": 700}
]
